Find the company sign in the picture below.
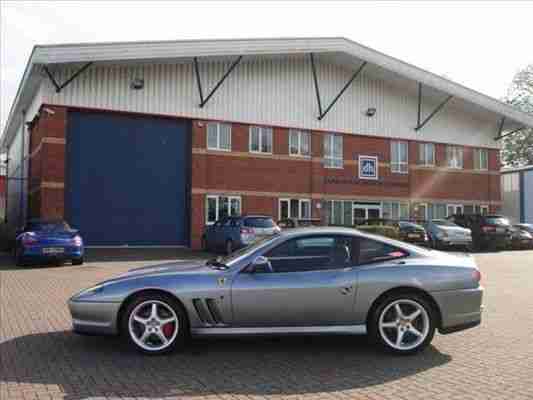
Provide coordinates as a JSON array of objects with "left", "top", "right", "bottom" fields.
[{"left": 358, "top": 156, "right": 378, "bottom": 180}]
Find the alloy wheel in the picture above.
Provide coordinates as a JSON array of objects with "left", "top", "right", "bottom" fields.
[
  {"left": 378, "top": 299, "right": 430, "bottom": 351},
  {"left": 128, "top": 300, "right": 179, "bottom": 352}
]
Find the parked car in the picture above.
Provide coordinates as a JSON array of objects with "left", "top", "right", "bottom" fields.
[
  {"left": 397, "top": 221, "right": 429, "bottom": 246},
  {"left": 424, "top": 219, "right": 472, "bottom": 250},
  {"left": 447, "top": 214, "right": 512, "bottom": 251},
  {"left": 201, "top": 215, "right": 280, "bottom": 254},
  {"left": 13, "top": 219, "right": 84, "bottom": 266},
  {"left": 277, "top": 218, "right": 322, "bottom": 229},
  {"left": 69, "top": 227, "right": 483, "bottom": 355},
  {"left": 509, "top": 226, "right": 533, "bottom": 250},
  {"left": 514, "top": 223, "right": 533, "bottom": 235}
]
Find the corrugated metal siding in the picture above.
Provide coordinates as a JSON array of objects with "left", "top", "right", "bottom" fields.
[
  {"left": 524, "top": 170, "right": 533, "bottom": 223},
  {"left": 43, "top": 58, "right": 499, "bottom": 148}
]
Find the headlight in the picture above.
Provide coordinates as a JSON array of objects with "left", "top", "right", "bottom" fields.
[{"left": 71, "top": 284, "right": 104, "bottom": 300}]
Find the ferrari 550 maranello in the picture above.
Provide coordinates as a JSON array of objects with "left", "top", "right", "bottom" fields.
[{"left": 69, "top": 227, "right": 483, "bottom": 355}]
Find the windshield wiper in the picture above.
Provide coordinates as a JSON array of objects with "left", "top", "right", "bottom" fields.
[{"left": 205, "top": 258, "right": 228, "bottom": 270}]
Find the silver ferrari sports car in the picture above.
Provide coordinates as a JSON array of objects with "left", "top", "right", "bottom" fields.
[{"left": 69, "top": 227, "right": 483, "bottom": 355}]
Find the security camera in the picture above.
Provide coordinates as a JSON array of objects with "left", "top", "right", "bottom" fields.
[{"left": 42, "top": 107, "right": 56, "bottom": 116}]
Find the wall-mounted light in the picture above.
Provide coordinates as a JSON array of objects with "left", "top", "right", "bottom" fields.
[
  {"left": 130, "top": 78, "right": 144, "bottom": 90},
  {"left": 365, "top": 107, "right": 377, "bottom": 117}
]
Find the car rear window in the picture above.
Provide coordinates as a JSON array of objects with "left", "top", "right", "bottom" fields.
[
  {"left": 27, "top": 221, "right": 70, "bottom": 231},
  {"left": 244, "top": 217, "right": 276, "bottom": 228},
  {"left": 485, "top": 217, "right": 510, "bottom": 226}
]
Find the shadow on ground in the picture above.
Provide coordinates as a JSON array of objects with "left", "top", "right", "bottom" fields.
[
  {"left": 0, "top": 330, "right": 451, "bottom": 399},
  {"left": 0, "top": 248, "right": 213, "bottom": 271}
]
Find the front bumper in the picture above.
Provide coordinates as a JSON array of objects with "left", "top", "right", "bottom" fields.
[
  {"left": 68, "top": 299, "right": 120, "bottom": 335},
  {"left": 432, "top": 286, "right": 483, "bottom": 334},
  {"left": 21, "top": 246, "right": 84, "bottom": 260}
]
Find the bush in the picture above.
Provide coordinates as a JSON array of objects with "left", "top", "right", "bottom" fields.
[{"left": 355, "top": 224, "right": 400, "bottom": 240}]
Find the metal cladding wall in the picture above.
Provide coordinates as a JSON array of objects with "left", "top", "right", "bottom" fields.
[{"left": 66, "top": 111, "right": 191, "bottom": 246}]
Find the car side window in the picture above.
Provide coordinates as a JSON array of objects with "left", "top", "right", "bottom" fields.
[
  {"left": 357, "top": 238, "right": 408, "bottom": 265},
  {"left": 264, "top": 235, "right": 353, "bottom": 273}
]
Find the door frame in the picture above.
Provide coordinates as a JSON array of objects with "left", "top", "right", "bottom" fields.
[
  {"left": 279, "top": 198, "right": 312, "bottom": 220},
  {"left": 447, "top": 204, "right": 464, "bottom": 216}
]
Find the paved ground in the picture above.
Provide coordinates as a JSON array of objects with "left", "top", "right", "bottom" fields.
[{"left": 1, "top": 248, "right": 533, "bottom": 400}]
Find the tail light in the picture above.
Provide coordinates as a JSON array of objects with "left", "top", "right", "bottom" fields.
[
  {"left": 21, "top": 233, "right": 38, "bottom": 246},
  {"left": 472, "top": 269, "right": 482, "bottom": 283},
  {"left": 73, "top": 235, "right": 83, "bottom": 246},
  {"left": 482, "top": 226, "right": 496, "bottom": 233},
  {"left": 240, "top": 227, "right": 253, "bottom": 236}
]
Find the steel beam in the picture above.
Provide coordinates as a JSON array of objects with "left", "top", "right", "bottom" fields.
[
  {"left": 194, "top": 56, "right": 243, "bottom": 108},
  {"left": 309, "top": 53, "right": 323, "bottom": 117},
  {"left": 43, "top": 62, "right": 93, "bottom": 93},
  {"left": 415, "top": 86, "right": 453, "bottom": 131},
  {"left": 494, "top": 126, "right": 527, "bottom": 141}
]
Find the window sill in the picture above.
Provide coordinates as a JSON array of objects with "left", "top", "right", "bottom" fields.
[
  {"left": 324, "top": 165, "right": 344, "bottom": 170},
  {"left": 207, "top": 147, "right": 231, "bottom": 152},
  {"left": 249, "top": 150, "right": 273, "bottom": 155}
]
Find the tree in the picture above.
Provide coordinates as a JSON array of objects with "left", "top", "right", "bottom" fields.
[{"left": 502, "top": 64, "right": 533, "bottom": 167}]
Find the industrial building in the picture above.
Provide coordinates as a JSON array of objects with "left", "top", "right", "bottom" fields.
[
  {"left": 501, "top": 165, "right": 533, "bottom": 223},
  {"left": 2, "top": 37, "right": 533, "bottom": 248}
]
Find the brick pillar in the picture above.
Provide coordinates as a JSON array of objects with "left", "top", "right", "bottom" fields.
[
  {"left": 190, "top": 120, "right": 207, "bottom": 249},
  {"left": 28, "top": 106, "right": 67, "bottom": 220},
  {"left": 310, "top": 131, "right": 325, "bottom": 221}
]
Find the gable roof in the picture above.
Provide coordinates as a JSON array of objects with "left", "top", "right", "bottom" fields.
[{"left": 2, "top": 37, "right": 533, "bottom": 150}]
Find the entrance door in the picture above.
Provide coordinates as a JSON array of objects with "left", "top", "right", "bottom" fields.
[
  {"left": 447, "top": 204, "right": 464, "bottom": 216},
  {"left": 353, "top": 204, "right": 381, "bottom": 224}
]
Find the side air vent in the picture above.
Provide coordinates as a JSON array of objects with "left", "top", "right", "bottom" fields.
[
  {"left": 192, "top": 298, "right": 224, "bottom": 325},
  {"left": 206, "top": 298, "right": 224, "bottom": 324}
]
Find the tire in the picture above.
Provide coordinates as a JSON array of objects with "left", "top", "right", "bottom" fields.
[
  {"left": 369, "top": 292, "right": 436, "bottom": 355},
  {"left": 72, "top": 257, "right": 84, "bottom": 266},
  {"left": 201, "top": 236, "right": 208, "bottom": 252},
  {"left": 14, "top": 247, "right": 26, "bottom": 267},
  {"left": 225, "top": 240, "right": 233, "bottom": 255},
  {"left": 120, "top": 292, "right": 188, "bottom": 355}
]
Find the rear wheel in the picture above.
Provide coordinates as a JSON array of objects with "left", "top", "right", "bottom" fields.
[
  {"left": 72, "top": 257, "right": 84, "bottom": 266},
  {"left": 14, "top": 247, "right": 25, "bottom": 267},
  {"left": 225, "top": 240, "right": 233, "bottom": 255},
  {"left": 120, "top": 293, "right": 188, "bottom": 355},
  {"left": 369, "top": 293, "right": 436, "bottom": 355}
]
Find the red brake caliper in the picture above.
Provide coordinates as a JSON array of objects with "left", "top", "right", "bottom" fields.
[{"left": 162, "top": 322, "right": 174, "bottom": 338}]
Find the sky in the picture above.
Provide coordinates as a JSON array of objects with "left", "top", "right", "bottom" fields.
[{"left": 1, "top": 0, "right": 532, "bottom": 133}]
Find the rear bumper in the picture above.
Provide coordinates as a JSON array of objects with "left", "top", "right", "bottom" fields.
[
  {"left": 432, "top": 286, "right": 483, "bottom": 334},
  {"left": 439, "top": 238, "right": 472, "bottom": 247},
  {"left": 68, "top": 299, "right": 120, "bottom": 335}
]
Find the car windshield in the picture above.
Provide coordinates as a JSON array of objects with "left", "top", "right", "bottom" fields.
[
  {"left": 217, "top": 235, "right": 279, "bottom": 266},
  {"left": 244, "top": 217, "right": 276, "bottom": 228},
  {"left": 485, "top": 217, "right": 510, "bottom": 226},
  {"left": 26, "top": 221, "right": 70, "bottom": 231},
  {"left": 433, "top": 220, "right": 459, "bottom": 227}
]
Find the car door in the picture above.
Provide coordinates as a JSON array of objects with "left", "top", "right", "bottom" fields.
[
  {"left": 211, "top": 219, "right": 227, "bottom": 250},
  {"left": 230, "top": 235, "right": 358, "bottom": 327}
]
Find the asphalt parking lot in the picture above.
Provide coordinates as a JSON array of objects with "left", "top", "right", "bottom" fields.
[{"left": 1, "top": 249, "right": 533, "bottom": 400}]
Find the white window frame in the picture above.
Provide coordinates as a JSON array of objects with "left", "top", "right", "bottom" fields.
[
  {"left": 480, "top": 205, "right": 489, "bottom": 215},
  {"left": 206, "top": 122, "right": 231, "bottom": 151},
  {"left": 474, "top": 148, "right": 488, "bottom": 171},
  {"left": 446, "top": 146, "right": 464, "bottom": 169},
  {"left": 289, "top": 130, "right": 311, "bottom": 157},
  {"left": 249, "top": 126, "right": 273, "bottom": 154},
  {"left": 418, "top": 143, "right": 435, "bottom": 166},
  {"left": 391, "top": 141, "right": 409, "bottom": 174},
  {"left": 358, "top": 155, "right": 379, "bottom": 180},
  {"left": 205, "top": 195, "right": 241, "bottom": 225},
  {"left": 417, "top": 203, "right": 428, "bottom": 220},
  {"left": 446, "top": 204, "right": 464, "bottom": 217},
  {"left": 279, "top": 198, "right": 311, "bottom": 220},
  {"left": 323, "top": 134, "right": 343, "bottom": 169}
]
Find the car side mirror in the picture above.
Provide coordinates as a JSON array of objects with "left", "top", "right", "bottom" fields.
[{"left": 250, "top": 256, "right": 273, "bottom": 273}]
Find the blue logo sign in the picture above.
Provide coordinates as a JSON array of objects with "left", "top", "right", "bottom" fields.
[{"left": 359, "top": 156, "right": 378, "bottom": 180}]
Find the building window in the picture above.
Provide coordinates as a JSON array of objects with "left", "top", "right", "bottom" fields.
[
  {"left": 382, "top": 201, "right": 410, "bottom": 220},
  {"left": 289, "top": 130, "right": 311, "bottom": 157},
  {"left": 473, "top": 148, "right": 488, "bottom": 170},
  {"left": 446, "top": 145, "right": 463, "bottom": 169},
  {"left": 324, "top": 134, "right": 343, "bottom": 168},
  {"left": 418, "top": 143, "right": 435, "bottom": 166},
  {"left": 474, "top": 204, "right": 489, "bottom": 215},
  {"left": 249, "top": 126, "right": 273, "bottom": 154},
  {"left": 207, "top": 122, "right": 231, "bottom": 151},
  {"left": 325, "top": 200, "right": 353, "bottom": 226},
  {"left": 279, "top": 198, "right": 311, "bottom": 220},
  {"left": 206, "top": 195, "right": 241, "bottom": 224},
  {"left": 391, "top": 141, "right": 408, "bottom": 173},
  {"left": 447, "top": 204, "right": 464, "bottom": 216}
]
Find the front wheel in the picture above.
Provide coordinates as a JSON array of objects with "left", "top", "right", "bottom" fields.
[
  {"left": 369, "top": 293, "right": 436, "bottom": 355},
  {"left": 121, "top": 293, "right": 188, "bottom": 355}
]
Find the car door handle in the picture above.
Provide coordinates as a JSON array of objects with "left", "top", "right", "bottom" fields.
[{"left": 339, "top": 285, "right": 354, "bottom": 295}]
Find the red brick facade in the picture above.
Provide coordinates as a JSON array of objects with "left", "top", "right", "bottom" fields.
[{"left": 25, "top": 106, "right": 501, "bottom": 249}]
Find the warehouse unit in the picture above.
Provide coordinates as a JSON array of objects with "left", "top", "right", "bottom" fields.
[
  {"left": 501, "top": 165, "right": 533, "bottom": 223},
  {"left": 2, "top": 37, "right": 532, "bottom": 247}
]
